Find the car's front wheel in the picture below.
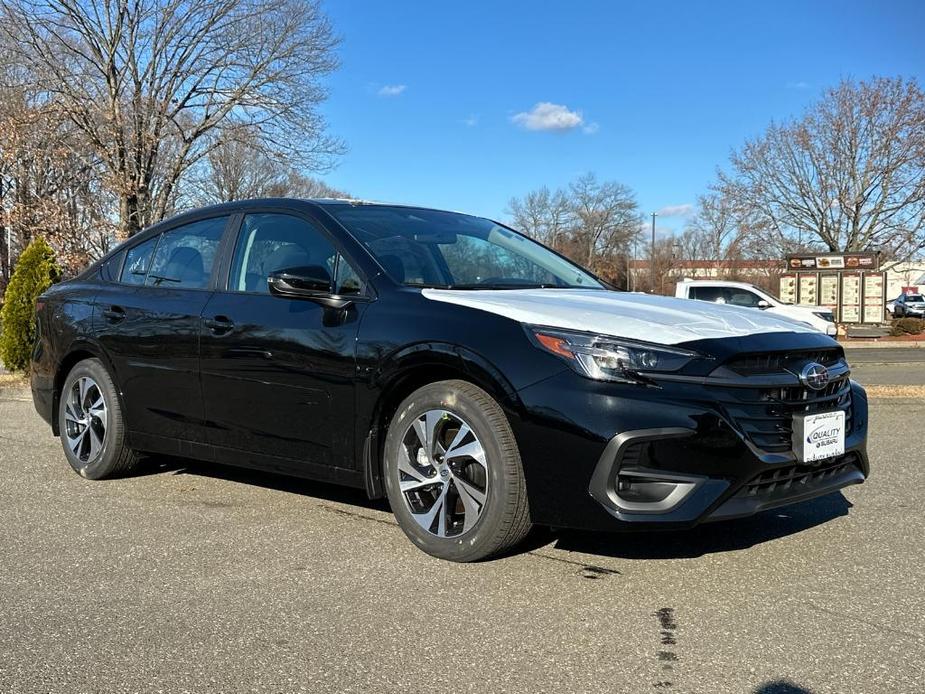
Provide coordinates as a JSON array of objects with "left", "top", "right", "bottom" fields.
[
  {"left": 383, "top": 380, "right": 531, "bottom": 562},
  {"left": 58, "top": 358, "right": 140, "bottom": 480}
]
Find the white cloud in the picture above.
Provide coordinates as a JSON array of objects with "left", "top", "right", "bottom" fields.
[
  {"left": 511, "top": 102, "right": 584, "bottom": 131},
  {"left": 786, "top": 81, "right": 811, "bottom": 90},
  {"left": 378, "top": 84, "right": 407, "bottom": 97},
  {"left": 582, "top": 122, "right": 600, "bottom": 135},
  {"left": 461, "top": 114, "right": 479, "bottom": 127},
  {"left": 656, "top": 204, "right": 695, "bottom": 218}
]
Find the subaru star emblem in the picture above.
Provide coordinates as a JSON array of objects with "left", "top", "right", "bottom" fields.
[{"left": 800, "top": 362, "right": 830, "bottom": 390}]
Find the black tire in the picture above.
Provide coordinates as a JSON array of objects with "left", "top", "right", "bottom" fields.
[
  {"left": 58, "top": 358, "right": 140, "bottom": 480},
  {"left": 383, "top": 380, "right": 531, "bottom": 562}
]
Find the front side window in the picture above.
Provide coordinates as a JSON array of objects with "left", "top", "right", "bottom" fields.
[
  {"left": 327, "top": 205, "right": 602, "bottom": 290},
  {"left": 726, "top": 289, "right": 763, "bottom": 308},
  {"left": 230, "top": 213, "right": 361, "bottom": 295},
  {"left": 120, "top": 237, "right": 158, "bottom": 285},
  {"left": 145, "top": 216, "right": 228, "bottom": 288}
]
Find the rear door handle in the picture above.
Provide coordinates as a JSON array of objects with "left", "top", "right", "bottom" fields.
[
  {"left": 204, "top": 316, "right": 235, "bottom": 334},
  {"left": 102, "top": 306, "right": 125, "bottom": 322}
]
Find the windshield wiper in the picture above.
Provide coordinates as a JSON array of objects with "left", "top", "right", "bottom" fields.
[{"left": 149, "top": 274, "right": 182, "bottom": 286}]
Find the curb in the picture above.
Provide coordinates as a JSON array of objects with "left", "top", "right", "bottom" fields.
[{"left": 838, "top": 341, "right": 923, "bottom": 349}]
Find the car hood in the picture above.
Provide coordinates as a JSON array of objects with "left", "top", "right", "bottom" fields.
[{"left": 422, "top": 289, "right": 820, "bottom": 346}]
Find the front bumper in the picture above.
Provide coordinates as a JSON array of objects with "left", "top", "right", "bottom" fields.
[{"left": 512, "top": 369, "right": 868, "bottom": 532}]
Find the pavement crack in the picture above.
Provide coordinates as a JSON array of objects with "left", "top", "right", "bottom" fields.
[
  {"left": 526, "top": 550, "right": 621, "bottom": 577},
  {"left": 317, "top": 503, "right": 398, "bottom": 528},
  {"left": 805, "top": 601, "right": 924, "bottom": 641}
]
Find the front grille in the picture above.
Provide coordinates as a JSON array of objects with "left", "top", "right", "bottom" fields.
[
  {"left": 725, "top": 349, "right": 841, "bottom": 375},
  {"left": 708, "top": 353, "right": 853, "bottom": 455},
  {"left": 738, "top": 453, "right": 860, "bottom": 498}
]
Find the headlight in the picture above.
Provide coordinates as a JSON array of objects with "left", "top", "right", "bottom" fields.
[
  {"left": 812, "top": 311, "right": 835, "bottom": 323},
  {"left": 526, "top": 326, "right": 701, "bottom": 383}
]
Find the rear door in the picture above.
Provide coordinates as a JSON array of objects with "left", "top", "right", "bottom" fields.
[
  {"left": 199, "top": 210, "right": 368, "bottom": 471},
  {"left": 93, "top": 215, "right": 233, "bottom": 444}
]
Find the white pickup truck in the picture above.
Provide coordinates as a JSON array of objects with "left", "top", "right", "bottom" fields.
[{"left": 675, "top": 279, "right": 838, "bottom": 336}]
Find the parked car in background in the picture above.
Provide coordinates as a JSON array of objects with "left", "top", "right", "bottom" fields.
[
  {"left": 886, "top": 296, "right": 898, "bottom": 317},
  {"left": 893, "top": 293, "right": 925, "bottom": 318},
  {"left": 31, "top": 199, "right": 868, "bottom": 561},
  {"left": 675, "top": 279, "right": 838, "bottom": 336}
]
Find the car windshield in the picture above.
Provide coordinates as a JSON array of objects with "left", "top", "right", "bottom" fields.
[
  {"left": 906, "top": 295, "right": 924, "bottom": 303},
  {"left": 326, "top": 205, "right": 604, "bottom": 290}
]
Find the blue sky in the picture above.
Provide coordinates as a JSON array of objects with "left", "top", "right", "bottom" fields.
[{"left": 320, "top": 0, "right": 925, "bottom": 236}]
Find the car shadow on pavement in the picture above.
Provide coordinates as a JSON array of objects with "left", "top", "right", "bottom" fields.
[
  {"left": 136, "top": 454, "right": 392, "bottom": 513},
  {"left": 548, "top": 492, "right": 853, "bottom": 560},
  {"left": 132, "top": 454, "right": 852, "bottom": 560}
]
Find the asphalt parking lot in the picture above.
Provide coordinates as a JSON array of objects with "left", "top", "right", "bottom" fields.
[
  {"left": 0, "top": 365, "right": 922, "bottom": 693},
  {"left": 845, "top": 346, "right": 925, "bottom": 386}
]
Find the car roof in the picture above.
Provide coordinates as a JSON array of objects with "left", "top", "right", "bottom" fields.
[
  {"left": 679, "top": 279, "right": 758, "bottom": 289},
  {"left": 158, "top": 197, "right": 482, "bottom": 226}
]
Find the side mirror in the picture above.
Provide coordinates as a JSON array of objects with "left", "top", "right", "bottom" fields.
[
  {"left": 268, "top": 266, "right": 352, "bottom": 309},
  {"left": 756, "top": 300, "right": 771, "bottom": 309}
]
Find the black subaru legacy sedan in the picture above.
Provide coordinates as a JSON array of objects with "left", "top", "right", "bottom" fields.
[{"left": 31, "top": 199, "right": 868, "bottom": 561}]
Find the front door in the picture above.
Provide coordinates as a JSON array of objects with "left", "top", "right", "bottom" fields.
[{"left": 199, "top": 212, "right": 367, "bottom": 470}]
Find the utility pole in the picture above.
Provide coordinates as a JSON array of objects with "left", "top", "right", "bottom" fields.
[
  {"left": 650, "top": 212, "right": 657, "bottom": 293},
  {"left": 630, "top": 235, "right": 637, "bottom": 291}
]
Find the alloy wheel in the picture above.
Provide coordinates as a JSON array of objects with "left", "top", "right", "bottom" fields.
[
  {"left": 397, "top": 409, "right": 489, "bottom": 537},
  {"left": 63, "top": 376, "right": 108, "bottom": 465}
]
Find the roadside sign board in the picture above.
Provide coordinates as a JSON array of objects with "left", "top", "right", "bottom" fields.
[
  {"left": 779, "top": 263, "right": 886, "bottom": 324},
  {"left": 786, "top": 252, "right": 879, "bottom": 271}
]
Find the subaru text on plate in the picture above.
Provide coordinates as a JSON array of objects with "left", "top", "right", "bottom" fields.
[{"left": 31, "top": 199, "right": 869, "bottom": 561}]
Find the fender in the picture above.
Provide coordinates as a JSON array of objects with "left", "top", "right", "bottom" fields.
[
  {"left": 373, "top": 341, "right": 523, "bottom": 409},
  {"left": 359, "top": 341, "right": 526, "bottom": 499},
  {"left": 50, "top": 337, "right": 123, "bottom": 436}
]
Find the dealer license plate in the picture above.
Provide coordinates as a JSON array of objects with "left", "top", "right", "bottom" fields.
[{"left": 792, "top": 411, "right": 845, "bottom": 463}]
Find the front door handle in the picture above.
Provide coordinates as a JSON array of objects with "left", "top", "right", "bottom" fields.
[
  {"left": 204, "top": 316, "right": 235, "bottom": 334},
  {"left": 102, "top": 306, "right": 126, "bottom": 322}
]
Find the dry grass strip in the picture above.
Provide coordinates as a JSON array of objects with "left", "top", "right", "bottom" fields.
[{"left": 864, "top": 385, "right": 925, "bottom": 399}]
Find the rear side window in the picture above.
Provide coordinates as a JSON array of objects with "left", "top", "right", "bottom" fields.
[
  {"left": 689, "top": 286, "right": 726, "bottom": 303},
  {"left": 100, "top": 250, "right": 125, "bottom": 282},
  {"left": 120, "top": 237, "right": 158, "bottom": 285},
  {"left": 145, "top": 217, "right": 228, "bottom": 289}
]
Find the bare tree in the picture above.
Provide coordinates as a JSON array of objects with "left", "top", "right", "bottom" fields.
[
  {"left": 717, "top": 77, "right": 925, "bottom": 259},
  {"left": 188, "top": 134, "right": 350, "bottom": 205},
  {"left": 681, "top": 193, "right": 743, "bottom": 260},
  {"left": 568, "top": 173, "right": 641, "bottom": 268},
  {"left": 507, "top": 174, "right": 641, "bottom": 283},
  {"left": 0, "top": 82, "right": 113, "bottom": 275},
  {"left": 506, "top": 186, "right": 571, "bottom": 249},
  {"left": 2, "top": 0, "right": 343, "bottom": 238}
]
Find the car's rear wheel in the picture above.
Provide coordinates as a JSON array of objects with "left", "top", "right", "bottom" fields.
[
  {"left": 59, "top": 358, "right": 139, "bottom": 479},
  {"left": 383, "top": 380, "right": 531, "bottom": 562}
]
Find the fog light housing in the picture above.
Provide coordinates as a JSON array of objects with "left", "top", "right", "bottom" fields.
[
  {"left": 616, "top": 476, "right": 678, "bottom": 504},
  {"left": 611, "top": 471, "right": 698, "bottom": 513}
]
